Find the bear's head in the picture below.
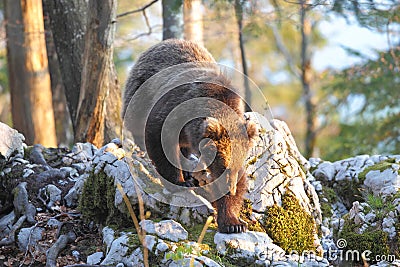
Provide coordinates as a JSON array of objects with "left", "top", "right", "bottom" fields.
[{"left": 192, "top": 116, "right": 258, "bottom": 195}]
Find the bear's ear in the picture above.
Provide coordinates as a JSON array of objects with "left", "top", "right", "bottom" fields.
[
  {"left": 246, "top": 120, "right": 258, "bottom": 141},
  {"left": 202, "top": 117, "right": 223, "bottom": 140}
]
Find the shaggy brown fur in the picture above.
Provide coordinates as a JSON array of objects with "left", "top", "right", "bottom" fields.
[{"left": 122, "top": 39, "right": 256, "bottom": 233}]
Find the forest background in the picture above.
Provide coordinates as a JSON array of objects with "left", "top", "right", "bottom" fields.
[{"left": 0, "top": 0, "right": 398, "bottom": 162}]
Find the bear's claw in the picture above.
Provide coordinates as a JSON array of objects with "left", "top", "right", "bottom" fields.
[{"left": 219, "top": 224, "right": 247, "bottom": 234}]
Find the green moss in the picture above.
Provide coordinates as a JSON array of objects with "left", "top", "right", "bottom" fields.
[
  {"left": 358, "top": 158, "right": 399, "bottom": 184},
  {"left": 247, "top": 156, "right": 258, "bottom": 166},
  {"left": 321, "top": 202, "right": 333, "bottom": 218},
  {"left": 319, "top": 186, "right": 338, "bottom": 218},
  {"left": 239, "top": 199, "right": 266, "bottom": 232},
  {"left": 322, "top": 186, "right": 337, "bottom": 203},
  {"left": 366, "top": 193, "right": 384, "bottom": 212},
  {"left": 23, "top": 146, "right": 33, "bottom": 160},
  {"left": 246, "top": 152, "right": 265, "bottom": 169},
  {"left": 0, "top": 155, "right": 5, "bottom": 172},
  {"left": 394, "top": 222, "right": 400, "bottom": 258},
  {"left": 187, "top": 223, "right": 217, "bottom": 246},
  {"left": 127, "top": 233, "right": 141, "bottom": 247},
  {"left": 126, "top": 233, "right": 142, "bottom": 256},
  {"left": 185, "top": 223, "right": 237, "bottom": 267},
  {"left": 0, "top": 162, "right": 23, "bottom": 211},
  {"left": 78, "top": 169, "right": 128, "bottom": 226},
  {"left": 264, "top": 192, "right": 317, "bottom": 254},
  {"left": 338, "top": 179, "right": 364, "bottom": 209},
  {"left": 340, "top": 219, "right": 390, "bottom": 264}
]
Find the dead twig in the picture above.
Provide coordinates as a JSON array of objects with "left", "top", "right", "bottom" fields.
[
  {"left": 117, "top": 0, "right": 159, "bottom": 18},
  {"left": 126, "top": 10, "right": 154, "bottom": 42},
  {"left": 116, "top": 182, "right": 149, "bottom": 267},
  {"left": 190, "top": 215, "right": 214, "bottom": 266},
  {"left": 19, "top": 222, "right": 40, "bottom": 267}
]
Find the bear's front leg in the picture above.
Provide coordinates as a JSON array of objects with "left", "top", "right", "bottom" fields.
[
  {"left": 154, "top": 153, "right": 196, "bottom": 189},
  {"left": 215, "top": 173, "right": 247, "bottom": 233},
  {"left": 146, "top": 136, "right": 195, "bottom": 189}
]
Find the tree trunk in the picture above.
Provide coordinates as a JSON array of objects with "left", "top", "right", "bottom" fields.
[
  {"left": 42, "top": 0, "right": 88, "bottom": 130},
  {"left": 183, "top": 0, "right": 203, "bottom": 45},
  {"left": 74, "top": 0, "right": 121, "bottom": 147},
  {"left": 43, "top": 8, "right": 73, "bottom": 146},
  {"left": 300, "top": 0, "right": 316, "bottom": 158},
  {"left": 234, "top": 0, "right": 251, "bottom": 112},
  {"left": 162, "top": 0, "right": 183, "bottom": 40},
  {"left": 5, "top": 0, "right": 57, "bottom": 147}
]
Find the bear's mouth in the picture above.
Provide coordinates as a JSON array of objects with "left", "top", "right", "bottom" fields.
[
  {"left": 185, "top": 153, "right": 212, "bottom": 186},
  {"left": 185, "top": 153, "right": 242, "bottom": 197}
]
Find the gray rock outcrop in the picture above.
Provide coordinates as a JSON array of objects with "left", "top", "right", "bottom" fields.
[{"left": 0, "top": 122, "right": 25, "bottom": 159}]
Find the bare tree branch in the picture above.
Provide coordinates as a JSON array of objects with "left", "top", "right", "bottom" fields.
[
  {"left": 127, "top": 9, "right": 153, "bottom": 41},
  {"left": 269, "top": 23, "right": 301, "bottom": 78},
  {"left": 117, "top": 0, "right": 159, "bottom": 18}
]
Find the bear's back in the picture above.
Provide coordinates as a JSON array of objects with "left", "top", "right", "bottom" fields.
[{"left": 122, "top": 39, "right": 216, "bottom": 117}]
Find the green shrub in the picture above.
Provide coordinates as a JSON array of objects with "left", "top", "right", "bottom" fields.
[
  {"left": 340, "top": 220, "right": 390, "bottom": 264},
  {"left": 79, "top": 169, "right": 128, "bottom": 226},
  {"left": 239, "top": 199, "right": 266, "bottom": 232},
  {"left": 264, "top": 192, "right": 317, "bottom": 254}
]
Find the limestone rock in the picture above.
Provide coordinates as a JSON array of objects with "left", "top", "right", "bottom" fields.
[
  {"left": 97, "top": 139, "right": 125, "bottom": 160},
  {"left": 312, "top": 162, "right": 336, "bottom": 181},
  {"left": 140, "top": 219, "right": 188, "bottom": 242},
  {"left": 0, "top": 211, "right": 15, "bottom": 240},
  {"left": 102, "top": 226, "right": 115, "bottom": 253},
  {"left": 62, "top": 142, "right": 97, "bottom": 166},
  {"left": 245, "top": 113, "right": 322, "bottom": 252},
  {"left": 13, "top": 182, "right": 36, "bottom": 224},
  {"left": 315, "top": 156, "right": 400, "bottom": 265},
  {"left": 156, "top": 240, "right": 169, "bottom": 253},
  {"left": 101, "top": 235, "right": 134, "bottom": 266},
  {"left": 40, "top": 184, "right": 62, "bottom": 209},
  {"left": 364, "top": 168, "right": 400, "bottom": 196},
  {"left": 214, "top": 231, "right": 285, "bottom": 262},
  {"left": 164, "top": 256, "right": 220, "bottom": 267},
  {"left": 0, "top": 122, "right": 25, "bottom": 159},
  {"left": 246, "top": 114, "right": 321, "bottom": 224},
  {"left": 163, "top": 258, "right": 199, "bottom": 267},
  {"left": 370, "top": 260, "right": 400, "bottom": 267},
  {"left": 87, "top": 143, "right": 213, "bottom": 227},
  {"left": 17, "top": 226, "right": 44, "bottom": 252},
  {"left": 64, "top": 173, "right": 89, "bottom": 207},
  {"left": 194, "top": 256, "right": 221, "bottom": 267},
  {"left": 101, "top": 231, "right": 157, "bottom": 267}
]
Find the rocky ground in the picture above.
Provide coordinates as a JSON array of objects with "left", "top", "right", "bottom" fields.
[{"left": 0, "top": 114, "right": 399, "bottom": 267}]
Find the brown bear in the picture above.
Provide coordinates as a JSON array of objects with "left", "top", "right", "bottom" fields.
[{"left": 122, "top": 39, "right": 256, "bottom": 234}]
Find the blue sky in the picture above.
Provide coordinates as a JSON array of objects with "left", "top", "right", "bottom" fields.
[{"left": 313, "top": 17, "right": 391, "bottom": 71}]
